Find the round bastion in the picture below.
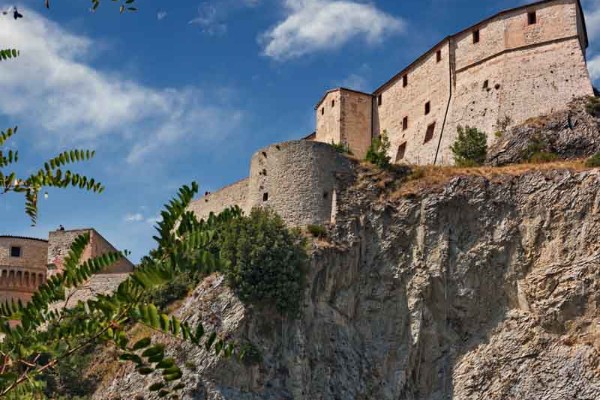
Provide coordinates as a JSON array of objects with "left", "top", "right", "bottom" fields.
[
  {"left": 0, "top": 236, "right": 48, "bottom": 304},
  {"left": 248, "top": 140, "right": 354, "bottom": 226}
]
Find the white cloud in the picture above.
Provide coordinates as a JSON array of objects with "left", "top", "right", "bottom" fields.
[
  {"left": 0, "top": 7, "right": 243, "bottom": 164},
  {"left": 260, "top": 0, "right": 404, "bottom": 61},
  {"left": 157, "top": 10, "right": 168, "bottom": 21},
  {"left": 583, "top": 0, "right": 600, "bottom": 42},
  {"left": 589, "top": 54, "right": 600, "bottom": 82},
  {"left": 189, "top": 0, "right": 261, "bottom": 36},
  {"left": 124, "top": 213, "right": 144, "bottom": 222}
]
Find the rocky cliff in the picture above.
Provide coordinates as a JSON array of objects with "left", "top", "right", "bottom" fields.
[{"left": 94, "top": 160, "right": 600, "bottom": 400}]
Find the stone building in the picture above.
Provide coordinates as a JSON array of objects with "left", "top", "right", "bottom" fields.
[
  {"left": 0, "top": 228, "right": 134, "bottom": 304},
  {"left": 314, "top": 0, "right": 594, "bottom": 164},
  {"left": 190, "top": 0, "right": 595, "bottom": 225}
]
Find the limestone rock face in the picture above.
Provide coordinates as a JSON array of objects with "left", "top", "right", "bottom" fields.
[
  {"left": 95, "top": 167, "right": 600, "bottom": 400},
  {"left": 487, "top": 98, "right": 600, "bottom": 166}
]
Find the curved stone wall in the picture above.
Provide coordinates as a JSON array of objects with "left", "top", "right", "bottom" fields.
[
  {"left": 248, "top": 140, "right": 353, "bottom": 226},
  {"left": 0, "top": 237, "right": 48, "bottom": 303}
]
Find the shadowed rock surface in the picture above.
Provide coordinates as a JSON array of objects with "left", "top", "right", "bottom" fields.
[{"left": 94, "top": 166, "right": 600, "bottom": 400}]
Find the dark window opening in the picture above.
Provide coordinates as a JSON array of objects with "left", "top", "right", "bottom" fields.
[
  {"left": 436, "top": 50, "right": 442, "bottom": 62},
  {"left": 321, "top": 107, "right": 324, "bottom": 115},
  {"left": 323, "top": 192, "right": 328, "bottom": 199},
  {"left": 403, "top": 116, "right": 409, "bottom": 131},
  {"left": 263, "top": 193, "right": 269, "bottom": 202},
  {"left": 403, "top": 75, "right": 408, "bottom": 87},
  {"left": 10, "top": 246, "right": 21, "bottom": 258},
  {"left": 262, "top": 169, "right": 267, "bottom": 176},
  {"left": 483, "top": 80, "right": 489, "bottom": 89},
  {"left": 377, "top": 94, "right": 383, "bottom": 106},
  {"left": 396, "top": 142, "right": 407, "bottom": 162},
  {"left": 528, "top": 11, "right": 537, "bottom": 25},
  {"left": 473, "top": 29, "right": 480, "bottom": 43},
  {"left": 425, "top": 101, "right": 431, "bottom": 115},
  {"left": 424, "top": 122, "right": 436, "bottom": 144},
  {"left": 331, "top": 100, "right": 335, "bottom": 108}
]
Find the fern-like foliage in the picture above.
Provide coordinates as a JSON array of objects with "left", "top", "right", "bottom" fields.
[
  {"left": 0, "top": 126, "right": 103, "bottom": 225},
  {"left": 0, "top": 49, "right": 19, "bottom": 62},
  {"left": 0, "top": 183, "right": 244, "bottom": 398}
]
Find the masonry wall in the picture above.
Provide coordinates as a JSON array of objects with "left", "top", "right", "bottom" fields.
[
  {"left": 0, "top": 237, "right": 48, "bottom": 303},
  {"left": 48, "top": 229, "right": 134, "bottom": 275},
  {"left": 373, "top": 41, "right": 452, "bottom": 165},
  {"left": 437, "top": 0, "right": 593, "bottom": 163},
  {"left": 340, "top": 90, "right": 372, "bottom": 159},
  {"left": 315, "top": 91, "right": 342, "bottom": 145},
  {"left": 188, "top": 178, "right": 250, "bottom": 221},
  {"left": 248, "top": 140, "right": 354, "bottom": 226}
]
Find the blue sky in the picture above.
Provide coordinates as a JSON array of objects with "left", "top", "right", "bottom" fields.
[{"left": 1, "top": 0, "right": 599, "bottom": 262}]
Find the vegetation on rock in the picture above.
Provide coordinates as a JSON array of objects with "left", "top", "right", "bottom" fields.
[
  {"left": 307, "top": 224, "right": 328, "bottom": 239},
  {"left": 450, "top": 126, "right": 488, "bottom": 167},
  {"left": 365, "top": 131, "right": 391, "bottom": 169},
  {"left": 585, "top": 96, "right": 600, "bottom": 117},
  {"left": 219, "top": 208, "right": 308, "bottom": 317},
  {"left": 585, "top": 152, "right": 600, "bottom": 168},
  {"left": 330, "top": 141, "right": 353, "bottom": 155}
]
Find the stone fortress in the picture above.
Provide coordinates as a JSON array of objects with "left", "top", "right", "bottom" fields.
[
  {"left": 0, "top": 228, "right": 134, "bottom": 304},
  {"left": 190, "top": 0, "right": 596, "bottom": 228}
]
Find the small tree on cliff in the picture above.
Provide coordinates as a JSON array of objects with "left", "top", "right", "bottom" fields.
[
  {"left": 450, "top": 126, "right": 488, "bottom": 167},
  {"left": 365, "top": 131, "right": 392, "bottom": 168}
]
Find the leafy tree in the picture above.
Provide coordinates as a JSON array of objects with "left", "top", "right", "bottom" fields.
[
  {"left": 219, "top": 208, "right": 308, "bottom": 317},
  {"left": 450, "top": 126, "right": 488, "bottom": 167},
  {"left": 365, "top": 131, "right": 392, "bottom": 169},
  {"left": 0, "top": 183, "right": 245, "bottom": 398}
]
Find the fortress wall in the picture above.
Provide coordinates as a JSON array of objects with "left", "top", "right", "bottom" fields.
[
  {"left": 340, "top": 90, "right": 372, "bottom": 159},
  {"left": 453, "top": 0, "right": 579, "bottom": 71},
  {"left": 497, "top": 37, "right": 593, "bottom": 125},
  {"left": 374, "top": 41, "right": 451, "bottom": 165},
  {"left": 188, "top": 178, "right": 250, "bottom": 221},
  {"left": 48, "top": 229, "right": 134, "bottom": 275},
  {"left": 0, "top": 237, "right": 47, "bottom": 271},
  {"left": 248, "top": 141, "right": 353, "bottom": 226},
  {"left": 0, "top": 237, "right": 48, "bottom": 303},
  {"left": 316, "top": 91, "right": 342, "bottom": 145},
  {"left": 89, "top": 231, "right": 135, "bottom": 273}
]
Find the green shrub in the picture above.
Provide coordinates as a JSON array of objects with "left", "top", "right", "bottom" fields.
[
  {"left": 529, "top": 151, "right": 558, "bottom": 163},
  {"left": 239, "top": 342, "right": 262, "bottom": 366},
  {"left": 450, "top": 125, "right": 488, "bottom": 167},
  {"left": 585, "top": 96, "right": 600, "bottom": 117},
  {"left": 330, "top": 141, "right": 352, "bottom": 155},
  {"left": 307, "top": 224, "right": 327, "bottom": 239},
  {"left": 365, "top": 131, "right": 391, "bottom": 169},
  {"left": 494, "top": 131, "right": 503, "bottom": 138},
  {"left": 147, "top": 271, "right": 198, "bottom": 310},
  {"left": 522, "top": 135, "right": 558, "bottom": 163},
  {"left": 585, "top": 152, "right": 600, "bottom": 167},
  {"left": 219, "top": 208, "right": 308, "bottom": 317}
]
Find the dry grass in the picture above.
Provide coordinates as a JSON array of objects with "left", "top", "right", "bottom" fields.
[{"left": 388, "top": 159, "right": 589, "bottom": 200}]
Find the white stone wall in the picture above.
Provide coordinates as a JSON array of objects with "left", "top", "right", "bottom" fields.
[
  {"left": 188, "top": 178, "right": 250, "bottom": 221},
  {"left": 315, "top": 91, "right": 342, "bottom": 146}
]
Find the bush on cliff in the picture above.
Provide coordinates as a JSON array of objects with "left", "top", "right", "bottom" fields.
[
  {"left": 219, "top": 208, "right": 308, "bottom": 317},
  {"left": 365, "top": 131, "right": 391, "bottom": 169},
  {"left": 450, "top": 126, "right": 488, "bottom": 167},
  {"left": 585, "top": 152, "right": 600, "bottom": 168}
]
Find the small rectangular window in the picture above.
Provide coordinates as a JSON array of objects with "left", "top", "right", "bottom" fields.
[
  {"left": 473, "top": 29, "right": 480, "bottom": 43},
  {"left": 403, "top": 75, "right": 408, "bottom": 87},
  {"left": 528, "top": 11, "right": 537, "bottom": 25},
  {"left": 321, "top": 107, "right": 324, "bottom": 115},
  {"left": 424, "top": 122, "right": 436, "bottom": 144},
  {"left": 425, "top": 101, "right": 431, "bottom": 115},
  {"left": 331, "top": 100, "right": 335, "bottom": 108},
  {"left": 436, "top": 50, "right": 442, "bottom": 62},
  {"left": 403, "top": 116, "right": 408, "bottom": 131},
  {"left": 396, "top": 142, "right": 407, "bottom": 162},
  {"left": 483, "top": 80, "right": 489, "bottom": 89},
  {"left": 10, "top": 246, "right": 21, "bottom": 258},
  {"left": 377, "top": 94, "right": 382, "bottom": 106},
  {"left": 263, "top": 193, "right": 269, "bottom": 202}
]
